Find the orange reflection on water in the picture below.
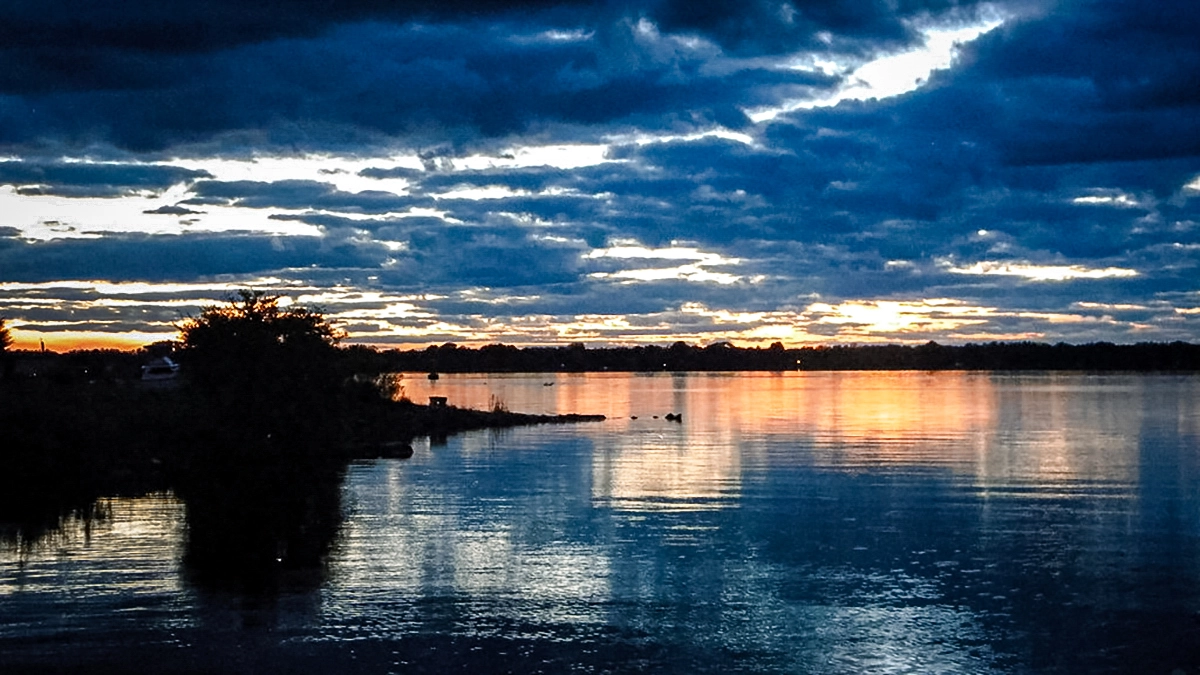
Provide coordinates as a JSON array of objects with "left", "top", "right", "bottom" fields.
[
  {"left": 974, "top": 375, "right": 1143, "bottom": 492},
  {"left": 787, "top": 371, "right": 999, "bottom": 471},
  {"left": 591, "top": 430, "right": 742, "bottom": 512},
  {"left": 397, "top": 371, "right": 1149, "bottom": 505}
]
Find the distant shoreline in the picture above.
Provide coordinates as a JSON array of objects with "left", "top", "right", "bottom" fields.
[
  {"left": 335, "top": 340, "right": 1200, "bottom": 374},
  {"left": 5, "top": 340, "right": 1199, "bottom": 381}
]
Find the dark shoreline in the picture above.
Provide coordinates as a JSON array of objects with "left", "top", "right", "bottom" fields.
[
  {"left": 5, "top": 341, "right": 1200, "bottom": 386},
  {"left": 0, "top": 378, "right": 605, "bottom": 553},
  {"left": 347, "top": 340, "right": 1200, "bottom": 373}
]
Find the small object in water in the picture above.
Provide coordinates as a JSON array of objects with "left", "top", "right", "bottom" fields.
[
  {"left": 544, "top": 382, "right": 554, "bottom": 386},
  {"left": 652, "top": 415, "right": 659, "bottom": 419},
  {"left": 665, "top": 413, "right": 682, "bottom": 422},
  {"left": 378, "top": 441, "right": 414, "bottom": 459},
  {"left": 630, "top": 416, "right": 638, "bottom": 420},
  {"left": 428, "top": 372, "right": 439, "bottom": 380}
]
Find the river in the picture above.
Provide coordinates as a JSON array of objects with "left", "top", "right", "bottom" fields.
[{"left": 2, "top": 371, "right": 1199, "bottom": 674}]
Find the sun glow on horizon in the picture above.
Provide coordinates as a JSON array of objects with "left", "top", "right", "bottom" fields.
[
  {"left": 805, "top": 298, "right": 994, "bottom": 334},
  {"left": 9, "top": 328, "right": 176, "bottom": 352}
]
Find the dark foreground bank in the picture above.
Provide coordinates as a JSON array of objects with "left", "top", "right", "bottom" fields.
[
  {"left": 0, "top": 377, "right": 603, "bottom": 554},
  {"left": 0, "top": 291, "right": 611, "bottom": 586}
]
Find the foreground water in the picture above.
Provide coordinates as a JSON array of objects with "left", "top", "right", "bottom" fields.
[{"left": 2, "top": 371, "right": 1199, "bottom": 674}]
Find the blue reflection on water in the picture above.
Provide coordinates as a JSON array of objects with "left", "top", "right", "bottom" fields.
[{"left": 2, "top": 372, "right": 1199, "bottom": 674}]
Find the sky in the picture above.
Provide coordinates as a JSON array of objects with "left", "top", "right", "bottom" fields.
[{"left": 1, "top": 0, "right": 1198, "bottom": 351}]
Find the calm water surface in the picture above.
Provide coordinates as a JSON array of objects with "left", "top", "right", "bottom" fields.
[{"left": 3, "top": 372, "right": 1199, "bottom": 674}]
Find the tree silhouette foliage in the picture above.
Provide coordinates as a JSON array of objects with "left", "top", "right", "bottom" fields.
[
  {"left": 346, "top": 339, "right": 1200, "bottom": 373},
  {"left": 177, "top": 290, "right": 345, "bottom": 451},
  {"left": 0, "top": 317, "right": 11, "bottom": 353},
  {"left": 0, "top": 318, "right": 12, "bottom": 380}
]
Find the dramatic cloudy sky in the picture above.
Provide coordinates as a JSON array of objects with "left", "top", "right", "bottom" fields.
[{"left": 2, "top": 0, "right": 1198, "bottom": 350}]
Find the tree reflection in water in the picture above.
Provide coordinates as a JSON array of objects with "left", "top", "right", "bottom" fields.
[{"left": 176, "top": 446, "right": 348, "bottom": 596}]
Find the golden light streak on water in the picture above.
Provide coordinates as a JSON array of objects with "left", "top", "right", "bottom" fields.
[{"left": 397, "top": 371, "right": 1148, "bottom": 509}]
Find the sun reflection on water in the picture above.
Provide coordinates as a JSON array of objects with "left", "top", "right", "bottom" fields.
[{"left": 400, "top": 371, "right": 1150, "bottom": 503}]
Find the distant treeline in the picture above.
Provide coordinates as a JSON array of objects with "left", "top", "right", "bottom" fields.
[
  {"left": 5, "top": 340, "right": 1200, "bottom": 381},
  {"left": 342, "top": 340, "right": 1200, "bottom": 373}
]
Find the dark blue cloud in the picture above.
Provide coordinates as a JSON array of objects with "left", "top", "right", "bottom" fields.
[
  {"left": 0, "top": 231, "right": 374, "bottom": 283},
  {"left": 0, "top": 160, "right": 211, "bottom": 197},
  {"left": 0, "top": 0, "right": 981, "bottom": 153},
  {"left": 653, "top": 0, "right": 951, "bottom": 55},
  {"left": 0, "top": 0, "right": 990, "bottom": 61},
  {"left": 258, "top": 209, "right": 588, "bottom": 290},
  {"left": 143, "top": 204, "right": 205, "bottom": 216},
  {"left": 398, "top": 166, "right": 576, "bottom": 193},
  {"left": 358, "top": 167, "right": 426, "bottom": 181},
  {"left": 188, "top": 179, "right": 431, "bottom": 213},
  {"left": 0, "top": 0, "right": 591, "bottom": 56},
  {"left": 899, "top": 0, "right": 1200, "bottom": 167}
]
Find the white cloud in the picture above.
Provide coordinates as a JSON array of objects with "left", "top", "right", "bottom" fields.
[
  {"left": 585, "top": 243, "right": 745, "bottom": 285},
  {"left": 747, "top": 17, "right": 1005, "bottom": 123},
  {"left": 456, "top": 143, "right": 617, "bottom": 171},
  {"left": 0, "top": 185, "right": 323, "bottom": 240},
  {"left": 945, "top": 261, "right": 1139, "bottom": 281},
  {"left": 805, "top": 299, "right": 993, "bottom": 333},
  {"left": 584, "top": 243, "right": 740, "bottom": 265},
  {"left": 605, "top": 128, "right": 757, "bottom": 149},
  {"left": 433, "top": 185, "right": 534, "bottom": 200},
  {"left": 1072, "top": 192, "right": 1141, "bottom": 207},
  {"left": 1072, "top": 302, "right": 1149, "bottom": 311},
  {"left": 170, "top": 154, "right": 422, "bottom": 195}
]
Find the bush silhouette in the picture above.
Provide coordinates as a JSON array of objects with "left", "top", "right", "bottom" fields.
[
  {"left": 177, "top": 290, "right": 345, "bottom": 451},
  {"left": 0, "top": 317, "right": 11, "bottom": 353},
  {"left": 0, "top": 317, "right": 11, "bottom": 380}
]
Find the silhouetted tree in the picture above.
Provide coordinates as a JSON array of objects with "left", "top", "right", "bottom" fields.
[
  {"left": 177, "top": 290, "right": 345, "bottom": 451},
  {"left": 0, "top": 318, "right": 12, "bottom": 381},
  {"left": 0, "top": 318, "right": 11, "bottom": 353},
  {"left": 167, "top": 292, "right": 356, "bottom": 594}
]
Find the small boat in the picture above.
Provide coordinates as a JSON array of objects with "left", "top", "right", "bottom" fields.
[{"left": 428, "top": 372, "right": 439, "bottom": 381}]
